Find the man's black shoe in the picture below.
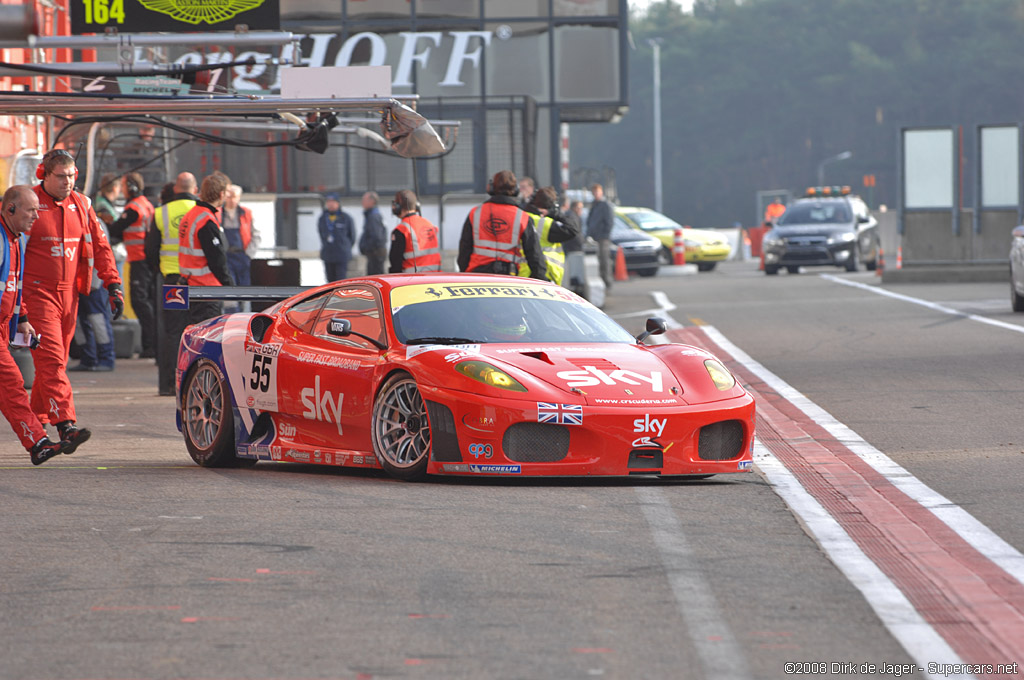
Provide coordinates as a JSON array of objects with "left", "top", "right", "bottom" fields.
[
  {"left": 56, "top": 421, "right": 91, "bottom": 453},
  {"left": 30, "top": 438, "right": 70, "bottom": 466}
]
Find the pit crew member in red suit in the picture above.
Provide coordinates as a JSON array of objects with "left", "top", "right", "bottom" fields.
[
  {"left": 24, "top": 149, "right": 124, "bottom": 449},
  {"left": 0, "top": 186, "right": 79, "bottom": 464}
]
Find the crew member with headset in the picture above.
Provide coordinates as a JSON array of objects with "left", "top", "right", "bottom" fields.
[
  {"left": 146, "top": 171, "right": 197, "bottom": 396},
  {"left": 519, "top": 186, "right": 581, "bottom": 285},
  {"left": 0, "top": 185, "right": 79, "bottom": 465},
  {"left": 109, "top": 172, "right": 156, "bottom": 358},
  {"left": 24, "top": 149, "right": 123, "bottom": 448},
  {"left": 178, "top": 171, "right": 234, "bottom": 324},
  {"left": 388, "top": 190, "right": 441, "bottom": 273},
  {"left": 457, "top": 170, "right": 546, "bottom": 280}
]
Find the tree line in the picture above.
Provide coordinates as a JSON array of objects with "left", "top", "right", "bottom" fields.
[{"left": 571, "top": 0, "right": 1024, "bottom": 227}]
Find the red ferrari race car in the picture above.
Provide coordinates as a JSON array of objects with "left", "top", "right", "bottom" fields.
[{"left": 175, "top": 274, "right": 755, "bottom": 480}]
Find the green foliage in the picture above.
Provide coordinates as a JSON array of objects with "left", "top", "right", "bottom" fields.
[{"left": 573, "top": 0, "right": 1024, "bottom": 226}]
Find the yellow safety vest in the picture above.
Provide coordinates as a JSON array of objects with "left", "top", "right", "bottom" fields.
[
  {"left": 154, "top": 198, "right": 196, "bottom": 276},
  {"left": 519, "top": 214, "right": 565, "bottom": 285}
]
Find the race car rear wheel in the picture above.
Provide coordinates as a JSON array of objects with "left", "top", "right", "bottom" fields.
[
  {"left": 182, "top": 360, "right": 237, "bottom": 467},
  {"left": 372, "top": 372, "right": 431, "bottom": 481}
]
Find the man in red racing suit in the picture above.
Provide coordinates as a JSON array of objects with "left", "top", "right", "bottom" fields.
[
  {"left": 1, "top": 185, "right": 80, "bottom": 464},
  {"left": 23, "top": 149, "right": 123, "bottom": 449}
]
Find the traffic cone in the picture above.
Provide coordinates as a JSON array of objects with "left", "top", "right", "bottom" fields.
[
  {"left": 672, "top": 228, "right": 687, "bottom": 265},
  {"left": 614, "top": 245, "right": 629, "bottom": 281},
  {"left": 876, "top": 247, "right": 884, "bottom": 277},
  {"left": 896, "top": 245, "right": 903, "bottom": 269}
]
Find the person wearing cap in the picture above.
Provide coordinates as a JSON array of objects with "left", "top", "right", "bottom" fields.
[
  {"left": 318, "top": 192, "right": 355, "bottom": 281},
  {"left": 458, "top": 170, "right": 546, "bottom": 280}
]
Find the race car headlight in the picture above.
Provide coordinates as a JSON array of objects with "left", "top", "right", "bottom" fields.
[
  {"left": 455, "top": 360, "right": 528, "bottom": 392},
  {"left": 763, "top": 236, "right": 784, "bottom": 248},
  {"left": 827, "top": 232, "right": 857, "bottom": 244},
  {"left": 683, "top": 239, "right": 701, "bottom": 248},
  {"left": 704, "top": 359, "right": 735, "bottom": 391}
]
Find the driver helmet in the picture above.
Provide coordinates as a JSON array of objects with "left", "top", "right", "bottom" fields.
[{"left": 480, "top": 304, "right": 528, "bottom": 342}]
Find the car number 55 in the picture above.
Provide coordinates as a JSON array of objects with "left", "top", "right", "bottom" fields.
[{"left": 243, "top": 343, "right": 281, "bottom": 410}]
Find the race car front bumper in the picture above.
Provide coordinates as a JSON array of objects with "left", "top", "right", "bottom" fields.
[{"left": 419, "top": 385, "right": 756, "bottom": 477}]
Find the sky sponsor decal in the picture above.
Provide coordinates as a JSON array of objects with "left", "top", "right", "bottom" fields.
[
  {"left": 301, "top": 376, "right": 344, "bottom": 436},
  {"left": 556, "top": 366, "right": 665, "bottom": 393},
  {"left": 633, "top": 414, "right": 667, "bottom": 437}
]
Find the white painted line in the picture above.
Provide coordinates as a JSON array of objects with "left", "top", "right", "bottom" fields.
[
  {"left": 821, "top": 274, "right": 1024, "bottom": 335},
  {"left": 753, "top": 444, "right": 968, "bottom": 679},
  {"left": 635, "top": 487, "right": 752, "bottom": 680},
  {"left": 702, "top": 324, "right": 1024, "bottom": 588}
]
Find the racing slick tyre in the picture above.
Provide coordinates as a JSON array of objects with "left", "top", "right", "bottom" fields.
[
  {"left": 1012, "top": 276, "right": 1024, "bottom": 312},
  {"left": 372, "top": 372, "right": 431, "bottom": 481},
  {"left": 697, "top": 262, "right": 717, "bottom": 272},
  {"left": 182, "top": 360, "right": 242, "bottom": 467},
  {"left": 786, "top": 266, "right": 800, "bottom": 274},
  {"left": 636, "top": 267, "right": 660, "bottom": 277},
  {"left": 764, "top": 264, "right": 779, "bottom": 275}
]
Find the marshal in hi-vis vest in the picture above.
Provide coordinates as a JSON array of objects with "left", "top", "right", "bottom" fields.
[
  {"left": 178, "top": 205, "right": 222, "bottom": 286},
  {"left": 395, "top": 214, "right": 441, "bottom": 272},
  {"left": 155, "top": 197, "right": 195, "bottom": 276},
  {"left": 466, "top": 202, "right": 531, "bottom": 273},
  {"left": 122, "top": 195, "right": 154, "bottom": 263},
  {"left": 518, "top": 214, "right": 565, "bottom": 285}
]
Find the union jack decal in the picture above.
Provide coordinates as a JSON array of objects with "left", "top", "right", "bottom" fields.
[{"left": 537, "top": 402, "right": 583, "bottom": 426}]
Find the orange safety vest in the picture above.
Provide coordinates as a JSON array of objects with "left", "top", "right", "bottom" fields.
[
  {"left": 122, "top": 195, "right": 154, "bottom": 262},
  {"left": 764, "top": 202, "right": 786, "bottom": 222},
  {"left": 178, "top": 205, "right": 222, "bottom": 286},
  {"left": 466, "top": 202, "right": 530, "bottom": 273},
  {"left": 395, "top": 214, "right": 441, "bottom": 272},
  {"left": 237, "top": 206, "right": 253, "bottom": 250}
]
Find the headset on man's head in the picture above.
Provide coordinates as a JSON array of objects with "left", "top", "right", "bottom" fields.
[{"left": 35, "top": 149, "right": 78, "bottom": 181}]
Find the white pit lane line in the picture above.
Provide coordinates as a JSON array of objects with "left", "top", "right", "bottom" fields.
[
  {"left": 635, "top": 487, "right": 752, "bottom": 680},
  {"left": 820, "top": 273, "right": 1024, "bottom": 336},
  {"left": 641, "top": 291, "right": 989, "bottom": 677}
]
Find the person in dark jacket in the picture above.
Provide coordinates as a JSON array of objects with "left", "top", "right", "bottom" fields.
[
  {"left": 586, "top": 182, "right": 614, "bottom": 291},
  {"left": 318, "top": 192, "right": 355, "bottom": 281},
  {"left": 358, "top": 191, "right": 388, "bottom": 275},
  {"left": 457, "top": 170, "right": 546, "bottom": 280}
]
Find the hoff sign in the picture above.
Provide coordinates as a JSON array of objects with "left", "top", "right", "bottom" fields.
[
  {"left": 70, "top": 0, "right": 280, "bottom": 34},
  {"left": 173, "top": 30, "right": 495, "bottom": 93}
]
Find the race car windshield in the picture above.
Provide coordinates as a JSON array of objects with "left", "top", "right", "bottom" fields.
[
  {"left": 777, "top": 202, "right": 852, "bottom": 225},
  {"left": 392, "top": 296, "right": 635, "bottom": 345}
]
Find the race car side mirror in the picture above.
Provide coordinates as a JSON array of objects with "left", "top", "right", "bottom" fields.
[
  {"left": 327, "top": 317, "right": 387, "bottom": 350},
  {"left": 635, "top": 317, "right": 668, "bottom": 344}
]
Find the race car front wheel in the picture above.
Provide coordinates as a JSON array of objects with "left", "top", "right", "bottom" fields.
[
  {"left": 372, "top": 372, "right": 430, "bottom": 481},
  {"left": 183, "top": 360, "right": 238, "bottom": 467}
]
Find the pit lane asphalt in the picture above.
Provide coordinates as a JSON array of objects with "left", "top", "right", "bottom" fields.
[{"left": 8, "top": 262, "right": 999, "bottom": 679}]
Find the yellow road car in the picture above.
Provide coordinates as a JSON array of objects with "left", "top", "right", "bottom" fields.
[{"left": 615, "top": 207, "right": 732, "bottom": 271}]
